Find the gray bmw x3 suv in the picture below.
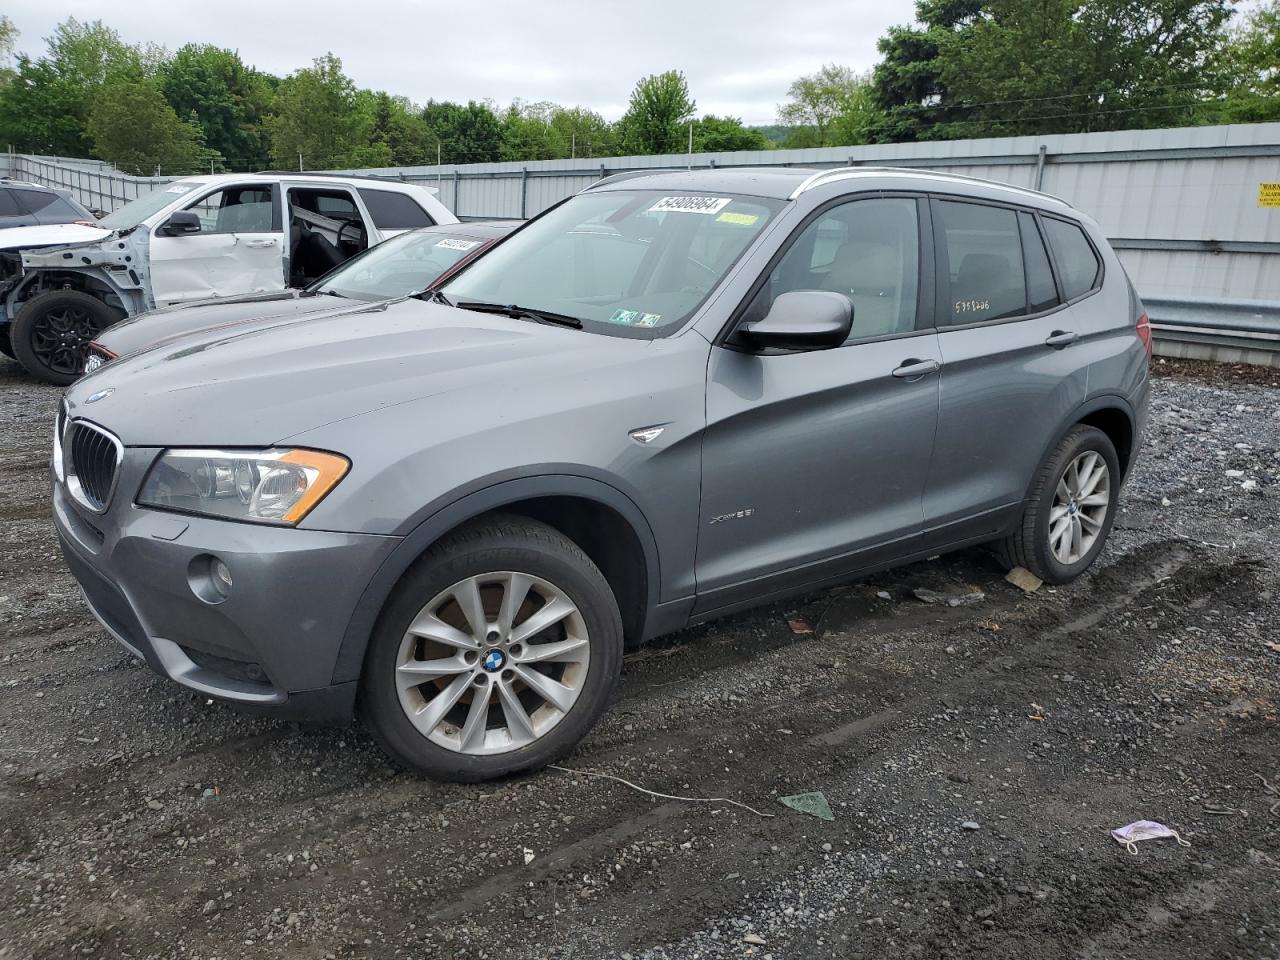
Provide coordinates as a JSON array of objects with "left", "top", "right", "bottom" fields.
[{"left": 54, "top": 167, "right": 1150, "bottom": 781}]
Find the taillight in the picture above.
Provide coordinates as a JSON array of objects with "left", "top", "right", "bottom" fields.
[{"left": 1135, "top": 313, "right": 1152, "bottom": 360}]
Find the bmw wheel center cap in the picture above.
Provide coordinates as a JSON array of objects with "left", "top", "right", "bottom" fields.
[{"left": 483, "top": 649, "right": 506, "bottom": 672}]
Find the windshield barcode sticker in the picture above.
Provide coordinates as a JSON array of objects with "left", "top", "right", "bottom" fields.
[
  {"left": 649, "top": 196, "right": 732, "bottom": 215},
  {"left": 436, "top": 238, "right": 481, "bottom": 251}
]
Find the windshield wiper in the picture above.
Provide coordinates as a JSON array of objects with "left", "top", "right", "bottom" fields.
[
  {"left": 428, "top": 289, "right": 454, "bottom": 306},
  {"left": 451, "top": 299, "right": 583, "bottom": 329}
]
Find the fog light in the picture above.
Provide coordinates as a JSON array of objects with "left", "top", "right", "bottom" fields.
[
  {"left": 212, "top": 559, "right": 233, "bottom": 594},
  {"left": 188, "top": 554, "right": 233, "bottom": 605}
]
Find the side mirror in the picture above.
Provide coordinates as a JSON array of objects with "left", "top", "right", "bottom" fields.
[
  {"left": 740, "top": 290, "right": 852, "bottom": 351},
  {"left": 161, "top": 210, "right": 202, "bottom": 236}
]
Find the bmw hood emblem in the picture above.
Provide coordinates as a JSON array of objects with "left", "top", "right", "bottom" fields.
[
  {"left": 483, "top": 649, "right": 506, "bottom": 672},
  {"left": 84, "top": 387, "right": 115, "bottom": 404}
]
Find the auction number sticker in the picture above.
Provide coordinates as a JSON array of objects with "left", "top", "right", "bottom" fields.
[
  {"left": 436, "top": 238, "right": 481, "bottom": 251},
  {"left": 1260, "top": 183, "right": 1280, "bottom": 208},
  {"left": 649, "top": 196, "right": 732, "bottom": 215},
  {"left": 165, "top": 184, "right": 193, "bottom": 194}
]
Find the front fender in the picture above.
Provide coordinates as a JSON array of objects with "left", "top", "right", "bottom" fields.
[{"left": 330, "top": 472, "right": 662, "bottom": 685}]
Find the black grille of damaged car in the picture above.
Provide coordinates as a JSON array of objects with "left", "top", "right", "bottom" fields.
[{"left": 68, "top": 422, "right": 120, "bottom": 511}]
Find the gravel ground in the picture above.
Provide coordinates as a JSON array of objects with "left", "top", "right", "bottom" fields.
[{"left": 1, "top": 355, "right": 1277, "bottom": 960}]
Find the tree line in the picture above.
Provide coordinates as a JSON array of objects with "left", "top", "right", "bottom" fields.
[{"left": 0, "top": 2, "right": 1274, "bottom": 177}]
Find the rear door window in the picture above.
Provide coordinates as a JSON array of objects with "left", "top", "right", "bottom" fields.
[
  {"left": 1019, "top": 212, "right": 1059, "bottom": 313},
  {"left": 934, "top": 199, "right": 1026, "bottom": 324},
  {"left": 358, "top": 188, "right": 435, "bottom": 229},
  {"left": 1042, "top": 217, "right": 1101, "bottom": 300}
]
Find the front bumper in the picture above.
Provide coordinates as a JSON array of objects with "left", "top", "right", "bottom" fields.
[{"left": 53, "top": 447, "right": 398, "bottom": 721}]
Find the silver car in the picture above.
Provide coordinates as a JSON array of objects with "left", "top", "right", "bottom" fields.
[{"left": 53, "top": 166, "right": 1151, "bottom": 781}]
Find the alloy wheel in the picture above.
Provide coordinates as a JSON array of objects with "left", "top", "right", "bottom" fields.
[
  {"left": 394, "top": 571, "right": 590, "bottom": 756},
  {"left": 1048, "top": 451, "right": 1111, "bottom": 565},
  {"left": 30, "top": 305, "right": 101, "bottom": 377}
]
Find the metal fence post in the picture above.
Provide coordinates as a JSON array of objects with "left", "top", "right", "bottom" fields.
[
  {"left": 453, "top": 168, "right": 460, "bottom": 217},
  {"left": 520, "top": 167, "right": 529, "bottom": 219},
  {"left": 1034, "top": 145, "right": 1047, "bottom": 191}
]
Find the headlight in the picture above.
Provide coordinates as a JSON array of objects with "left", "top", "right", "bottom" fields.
[{"left": 138, "top": 448, "right": 349, "bottom": 525}]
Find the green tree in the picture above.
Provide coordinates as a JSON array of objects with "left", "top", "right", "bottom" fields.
[
  {"left": 0, "top": 16, "right": 18, "bottom": 88},
  {"left": 0, "top": 17, "right": 147, "bottom": 155},
  {"left": 616, "top": 70, "right": 695, "bottom": 154},
  {"left": 87, "top": 79, "right": 208, "bottom": 174},
  {"left": 1210, "top": 0, "right": 1280, "bottom": 122},
  {"left": 267, "top": 53, "right": 368, "bottom": 169},
  {"left": 160, "top": 44, "right": 275, "bottom": 170},
  {"left": 694, "top": 115, "right": 771, "bottom": 152},
  {"left": 778, "top": 64, "right": 872, "bottom": 147},
  {"left": 870, "top": 0, "right": 1237, "bottom": 142},
  {"left": 549, "top": 106, "right": 615, "bottom": 158},
  {"left": 500, "top": 100, "right": 562, "bottom": 160},
  {"left": 421, "top": 100, "right": 503, "bottom": 163}
]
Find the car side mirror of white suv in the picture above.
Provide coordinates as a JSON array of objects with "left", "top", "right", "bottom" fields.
[{"left": 160, "top": 211, "right": 202, "bottom": 236}]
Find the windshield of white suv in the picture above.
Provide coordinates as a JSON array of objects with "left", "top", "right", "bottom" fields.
[
  {"left": 441, "top": 190, "right": 782, "bottom": 337},
  {"left": 315, "top": 229, "right": 487, "bottom": 300},
  {"left": 98, "top": 181, "right": 200, "bottom": 231}
]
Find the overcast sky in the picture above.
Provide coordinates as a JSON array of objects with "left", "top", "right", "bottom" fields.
[{"left": 3, "top": 0, "right": 917, "bottom": 125}]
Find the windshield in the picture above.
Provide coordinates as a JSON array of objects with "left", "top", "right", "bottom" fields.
[
  {"left": 442, "top": 190, "right": 781, "bottom": 337},
  {"left": 315, "top": 229, "right": 487, "bottom": 300},
  {"left": 97, "top": 181, "right": 199, "bottom": 231}
]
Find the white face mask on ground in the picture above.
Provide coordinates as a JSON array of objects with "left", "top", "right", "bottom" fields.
[{"left": 1110, "top": 820, "right": 1192, "bottom": 855}]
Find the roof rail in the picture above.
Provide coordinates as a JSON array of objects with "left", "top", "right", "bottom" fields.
[
  {"left": 789, "top": 165, "right": 1070, "bottom": 206},
  {"left": 253, "top": 170, "right": 405, "bottom": 182},
  {"left": 582, "top": 168, "right": 690, "bottom": 191}
]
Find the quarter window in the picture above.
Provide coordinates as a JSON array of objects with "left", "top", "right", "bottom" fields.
[
  {"left": 358, "top": 188, "right": 435, "bottom": 229},
  {"left": 0, "top": 189, "right": 24, "bottom": 218},
  {"left": 763, "top": 197, "right": 920, "bottom": 341},
  {"left": 935, "top": 200, "right": 1026, "bottom": 324},
  {"left": 1019, "top": 212, "right": 1059, "bottom": 313},
  {"left": 12, "top": 188, "right": 57, "bottom": 213},
  {"left": 1043, "top": 217, "right": 1101, "bottom": 300}
]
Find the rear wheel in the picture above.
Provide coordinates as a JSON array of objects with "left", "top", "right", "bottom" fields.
[
  {"left": 997, "top": 425, "right": 1120, "bottom": 584},
  {"left": 360, "top": 515, "right": 623, "bottom": 782},
  {"left": 11, "top": 290, "right": 118, "bottom": 385}
]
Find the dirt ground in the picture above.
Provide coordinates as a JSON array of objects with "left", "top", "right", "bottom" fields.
[{"left": 1, "top": 355, "right": 1277, "bottom": 960}]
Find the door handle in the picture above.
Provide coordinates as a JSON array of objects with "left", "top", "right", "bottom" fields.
[
  {"left": 244, "top": 238, "right": 278, "bottom": 248},
  {"left": 891, "top": 358, "right": 942, "bottom": 380},
  {"left": 1044, "top": 329, "right": 1078, "bottom": 348}
]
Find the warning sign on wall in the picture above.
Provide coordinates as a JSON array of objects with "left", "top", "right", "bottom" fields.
[{"left": 1260, "top": 183, "right": 1280, "bottom": 208}]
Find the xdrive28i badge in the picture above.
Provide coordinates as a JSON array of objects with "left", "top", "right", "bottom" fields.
[{"left": 84, "top": 387, "right": 115, "bottom": 404}]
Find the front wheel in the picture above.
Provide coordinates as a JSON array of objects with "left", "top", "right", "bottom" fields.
[
  {"left": 11, "top": 290, "right": 119, "bottom": 385},
  {"left": 360, "top": 515, "right": 623, "bottom": 782},
  {"left": 997, "top": 425, "right": 1120, "bottom": 585}
]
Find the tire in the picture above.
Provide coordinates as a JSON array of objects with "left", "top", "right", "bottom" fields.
[
  {"left": 996, "top": 425, "right": 1120, "bottom": 585},
  {"left": 11, "top": 290, "right": 118, "bottom": 386},
  {"left": 0, "top": 326, "right": 14, "bottom": 361},
  {"left": 360, "top": 514, "right": 623, "bottom": 782}
]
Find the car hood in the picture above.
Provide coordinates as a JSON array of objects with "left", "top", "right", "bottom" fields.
[
  {"left": 64, "top": 298, "right": 649, "bottom": 446},
  {"left": 0, "top": 222, "right": 112, "bottom": 251},
  {"left": 93, "top": 290, "right": 341, "bottom": 359}
]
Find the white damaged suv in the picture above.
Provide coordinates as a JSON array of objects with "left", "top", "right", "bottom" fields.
[{"left": 0, "top": 173, "right": 455, "bottom": 384}]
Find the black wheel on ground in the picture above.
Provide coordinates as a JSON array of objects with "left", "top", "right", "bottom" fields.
[
  {"left": 11, "top": 290, "right": 118, "bottom": 386},
  {"left": 996, "top": 425, "right": 1121, "bottom": 585},
  {"left": 0, "top": 326, "right": 14, "bottom": 361},
  {"left": 360, "top": 514, "right": 623, "bottom": 782}
]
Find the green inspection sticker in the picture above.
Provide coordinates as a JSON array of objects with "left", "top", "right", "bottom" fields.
[{"left": 717, "top": 211, "right": 759, "bottom": 226}]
